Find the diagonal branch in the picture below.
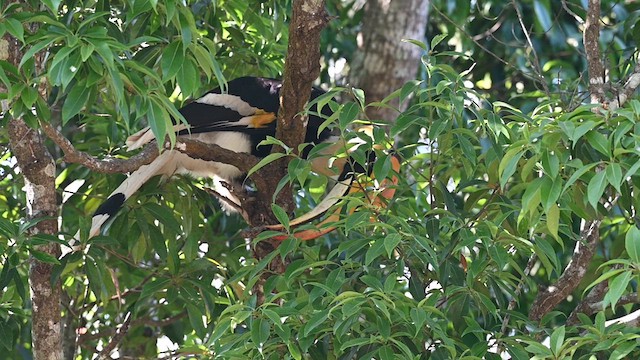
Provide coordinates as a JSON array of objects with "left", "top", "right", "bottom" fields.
[
  {"left": 608, "top": 61, "right": 640, "bottom": 111},
  {"left": 529, "top": 219, "right": 601, "bottom": 321}
]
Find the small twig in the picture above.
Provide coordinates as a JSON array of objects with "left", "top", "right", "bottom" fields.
[
  {"left": 97, "top": 311, "right": 132, "bottom": 359},
  {"left": 501, "top": 253, "right": 537, "bottom": 334},
  {"left": 562, "top": 0, "right": 584, "bottom": 24},
  {"left": 202, "top": 185, "right": 250, "bottom": 222},
  {"left": 78, "top": 312, "right": 187, "bottom": 345},
  {"left": 608, "top": 61, "right": 640, "bottom": 110},
  {"left": 511, "top": 0, "right": 551, "bottom": 97}
]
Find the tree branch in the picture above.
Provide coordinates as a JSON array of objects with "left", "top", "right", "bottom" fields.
[
  {"left": 41, "top": 121, "right": 160, "bottom": 174},
  {"left": 608, "top": 61, "right": 640, "bottom": 111},
  {"left": 97, "top": 311, "right": 132, "bottom": 359},
  {"left": 247, "top": 0, "right": 329, "bottom": 306},
  {"left": 270, "top": 0, "right": 329, "bottom": 214},
  {"left": 3, "top": 24, "right": 64, "bottom": 359},
  {"left": 567, "top": 280, "right": 608, "bottom": 325},
  {"left": 41, "top": 120, "right": 261, "bottom": 176},
  {"left": 529, "top": 219, "right": 601, "bottom": 321},
  {"left": 584, "top": 0, "right": 606, "bottom": 105}
]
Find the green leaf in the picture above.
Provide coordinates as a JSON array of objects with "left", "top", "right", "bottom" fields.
[
  {"left": 587, "top": 170, "right": 607, "bottom": 210},
  {"left": 541, "top": 151, "right": 559, "bottom": 178},
  {"left": 0, "top": 320, "right": 12, "bottom": 351},
  {"left": 365, "top": 238, "right": 386, "bottom": 265},
  {"left": 339, "top": 102, "right": 360, "bottom": 130},
  {"left": 623, "top": 159, "right": 640, "bottom": 180},
  {"left": 540, "top": 176, "right": 562, "bottom": 212},
  {"left": 30, "top": 249, "right": 60, "bottom": 265},
  {"left": 246, "top": 152, "right": 288, "bottom": 178},
  {"left": 147, "top": 98, "right": 169, "bottom": 147},
  {"left": 271, "top": 204, "right": 290, "bottom": 231},
  {"left": 303, "top": 311, "right": 329, "bottom": 337},
  {"left": 549, "top": 325, "right": 565, "bottom": 355},
  {"left": 399, "top": 80, "right": 420, "bottom": 103},
  {"left": 521, "top": 177, "right": 542, "bottom": 216},
  {"left": 176, "top": 59, "right": 197, "bottom": 97},
  {"left": 609, "top": 341, "right": 637, "bottom": 360},
  {"left": 533, "top": 0, "right": 552, "bottom": 31},
  {"left": 143, "top": 203, "right": 183, "bottom": 235},
  {"left": 345, "top": 211, "right": 369, "bottom": 234},
  {"left": 625, "top": 226, "right": 640, "bottom": 264},
  {"left": 19, "top": 38, "right": 57, "bottom": 69},
  {"left": 62, "top": 82, "right": 90, "bottom": 124},
  {"left": 5, "top": 18, "right": 24, "bottom": 43},
  {"left": 384, "top": 233, "right": 402, "bottom": 258},
  {"left": 605, "top": 163, "right": 623, "bottom": 193},
  {"left": 569, "top": 121, "right": 596, "bottom": 147},
  {"left": 546, "top": 203, "right": 560, "bottom": 241},
  {"left": 140, "top": 278, "right": 170, "bottom": 300},
  {"left": 85, "top": 258, "right": 103, "bottom": 299},
  {"left": 562, "top": 163, "right": 597, "bottom": 194},
  {"left": 80, "top": 41, "right": 95, "bottom": 61},
  {"left": 161, "top": 40, "right": 185, "bottom": 79},
  {"left": 0, "top": 217, "right": 17, "bottom": 238},
  {"left": 251, "top": 317, "right": 270, "bottom": 346},
  {"left": 340, "top": 337, "right": 374, "bottom": 352},
  {"left": 499, "top": 148, "right": 524, "bottom": 189},
  {"left": 187, "top": 303, "right": 206, "bottom": 337},
  {"left": 42, "top": 0, "right": 62, "bottom": 12},
  {"left": 429, "top": 33, "right": 447, "bottom": 49},
  {"left": 378, "top": 345, "right": 395, "bottom": 360},
  {"left": 585, "top": 131, "right": 610, "bottom": 157},
  {"left": 604, "top": 271, "right": 632, "bottom": 310},
  {"left": 351, "top": 88, "right": 365, "bottom": 109},
  {"left": 373, "top": 153, "right": 392, "bottom": 183}
]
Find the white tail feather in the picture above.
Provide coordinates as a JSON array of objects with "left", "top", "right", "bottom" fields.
[
  {"left": 88, "top": 151, "right": 178, "bottom": 237},
  {"left": 65, "top": 151, "right": 179, "bottom": 254}
]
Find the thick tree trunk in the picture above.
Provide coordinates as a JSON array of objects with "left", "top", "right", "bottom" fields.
[
  {"left": 351, "top": 0, "right": 430, "bottom": 122},
  {"left": 2, "top": 26, "right": 64, "bottom": 360}
]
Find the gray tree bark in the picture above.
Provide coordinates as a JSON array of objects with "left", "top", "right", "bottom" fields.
[
  {"left": 351, "top": 0, "right": 430, "bottom": 122},
  {"left": 2, "top": 18, "right": 64, "bottom": 360}
]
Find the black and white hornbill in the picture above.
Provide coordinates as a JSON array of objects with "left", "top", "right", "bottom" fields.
[{"left": 80, "top": 76, "right": 398, "bottom": 244}]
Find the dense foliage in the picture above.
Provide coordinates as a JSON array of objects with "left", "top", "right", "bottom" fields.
[{"left": 1, "top": 0, "right": 640, "bottom": 359}]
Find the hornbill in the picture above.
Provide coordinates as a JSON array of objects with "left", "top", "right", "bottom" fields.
[{"left": 79, "top": 76, "right": 398, "bottom": 245}]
